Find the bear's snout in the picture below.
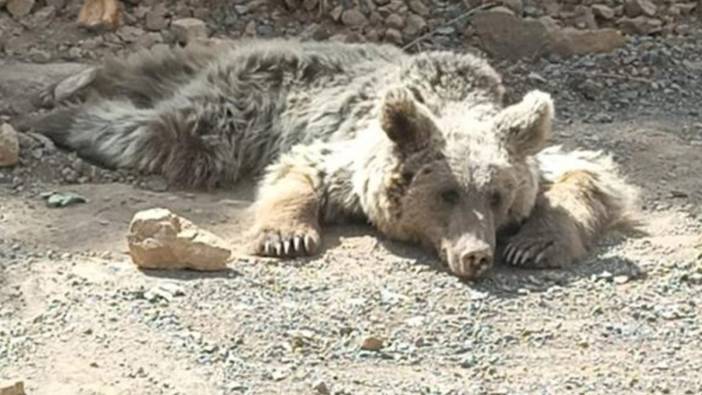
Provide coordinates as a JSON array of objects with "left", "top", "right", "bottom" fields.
[
  {"left": 460, "top": 247, "right": 493, "bottom": 276},
  {"left": 444, "top": 238, "right": 494, "bottom": 280}
]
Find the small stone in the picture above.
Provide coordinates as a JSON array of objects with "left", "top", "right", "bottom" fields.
[
  {"left": 330, "top": 5, "right": 343, "bottom": 21},
  {"left": 591, "top": 4, "right": 615, "bottom": 20},
  {"left": 171, "top": 18, "right": 208, "bottom": 45},
  {"left": 0, "top": 381, "right": 25, "bottom": 395},
  {"left": 144, "top": 283, "right": 184, "bottom": 302},
  {"left": 0, "top": 124, "right": 20, "bottom": 167},
  {"left": 42, "top": 191, "right": 87, "bottom": 208},
  {"left": 592, "top": 112, "right": 613, "bottom": 124},
  {"left": 117, "top": 25, "right": 144, "bottom": 43},
  {"left": 256, "top": 23, "right": 273, "bottom": 37},
  {"left": 574, "top": 5, "right": 597, "bottom": 29},
  {"left": 313, "top": 380, "right": 331, "bottom": 395},
  {"left": 403, "top": 14, "right": 426, "bottom": 37},
  {"left": 145, "top": 4, "right": 168, "bottom": 31},
  {"left": 674, "top": 24, "right": 691, "bottom": 36},
  {"left": 299, "top": 23, "right": 329, "bottom": 40},
  {"left": 127, "top": 208, "right": 231, "bottom": 271},
  {"left": 341, "top": 8, "right": 367, "bottom": 27},
  {"left": 385, "top": 13, "right": 404, "bottom": 30},
  {"left": 269, "top": 368, "right": 289, "bottom": 381},
  {"left": 624, "top": 0, "right": 657, "bottom": 17},
  {"left": 527, "top": 72, "right": 547, "bottom": 83},
  {"left": 6, "top": 0, "right": 35, "bottom": 18},
  {"left": 26, "top": 5, "right": 56, "bottom": 28},
  {"left": 384, "top": 28, "right": 403, "bottom": 45},
  {"left": 364, "top": 28, "right": 380, "bottom": 42},
  {"left": 613, "top": 275, "right": 630, "bottom": 284},
  {"left": 28, "top": 48, "right": 51, "bottom": 63},
  {"left": 408, "top": 0, "right": 429, "bottom": 16},
  {"left": 360, "top": 336, "right": 384, "bottom": 351},
  {"left": 303, "top": 0, "right": 318, "bottom": 12},
  {"left": 244, "top": 20, "right": 257, "bottom": 36},
  {"left": 671, "top": 3, "right": 696, "bottom": 15},
  {"left": 599, "top": 271, "right": 614, "bottom": 280}
]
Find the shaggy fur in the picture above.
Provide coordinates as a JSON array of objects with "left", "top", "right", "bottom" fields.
[{"left": 33, "top": 38, "right": 640, "bottom": 279}]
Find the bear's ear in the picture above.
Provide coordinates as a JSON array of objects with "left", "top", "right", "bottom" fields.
[
  {"left": 495, "top": 90, "right": 554, "bottom": 157},
  {"left": 380, "top": 87, "right": 438, "bottom": 152}
]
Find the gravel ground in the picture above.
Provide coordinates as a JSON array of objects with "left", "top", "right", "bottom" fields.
[{"left": 1, "top": 1, "right": 702, "bottom": 394}]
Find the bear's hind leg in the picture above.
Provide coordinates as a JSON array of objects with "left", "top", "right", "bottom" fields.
[{"left": 249, "top": 162, "right": 323, "bottom": 258}]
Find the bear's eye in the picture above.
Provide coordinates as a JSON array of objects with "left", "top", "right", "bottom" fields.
[
  {"left": 490, "top": 191, "right": 503, "bottom": 208},
  {"left": 441, "top": 189, "right": 460, "bottom": 205}
]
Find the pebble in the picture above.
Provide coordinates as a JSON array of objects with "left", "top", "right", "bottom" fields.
[
  {"left": 360, "top": 336, "right": 384, "bottom": 351},
  {"left": 341, "top": 9, "right": 367, "bottom": 27},
  {"left": 313, "top": 380, "right": 331, "bottom": 395},
  {"left": 407, "top": 0, "right": 429, "bottom": 16},
  {"left": 6, "top": 0, "right": 35, "bottom": 18},
  {"left": 145, "top": 4, "right": 169, "bottom": 31},
  {"left": 171, "top": 18, "right": 208, "bottom": 44}
]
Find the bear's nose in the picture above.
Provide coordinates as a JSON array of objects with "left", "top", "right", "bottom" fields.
[{"left": 458, "top": 248, "right": 493, "bottom": 278}]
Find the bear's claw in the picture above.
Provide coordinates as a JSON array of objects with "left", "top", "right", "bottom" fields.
[
  {"left": 253, "top": 226, "right": 320, "bottom": 258},
  {"left": 503, "top": 237, "right": 563, "bottom": 269}
]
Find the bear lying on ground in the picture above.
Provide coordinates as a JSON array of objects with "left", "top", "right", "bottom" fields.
[{"left": 33, "top": 38, "right": 640, "bottom": 280}]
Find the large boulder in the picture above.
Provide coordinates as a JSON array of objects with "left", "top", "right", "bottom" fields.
[
  {"left": 472, "top": 7, "right": 551, "bottom": 61},
  {"left": 473, "top": 8, "right": 628, "bottom": 60}
]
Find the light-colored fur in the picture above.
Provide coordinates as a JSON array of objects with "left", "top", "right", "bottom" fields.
[{"left": 33, "top": 38, "right": 640, "bottom": 279}]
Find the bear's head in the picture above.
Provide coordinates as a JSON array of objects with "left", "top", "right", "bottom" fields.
[{"left": 374, "top": 86, "right": 554, "bottom": 280}]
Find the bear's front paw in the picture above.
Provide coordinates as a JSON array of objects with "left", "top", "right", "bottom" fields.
[
  {"left": 250, "top": 223, "right": 321, "bottom": 258},
  {"left": 503, "top": 236, "right": 571, "bottom": 269}
]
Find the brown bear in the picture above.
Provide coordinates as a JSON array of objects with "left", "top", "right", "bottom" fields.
[{"left": 32, "top": 38, "right": 639, "bottom": 279}]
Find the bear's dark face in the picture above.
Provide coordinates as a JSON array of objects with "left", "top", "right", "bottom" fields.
[{"left": 380, "top": 88, "right": 554, "bottom": 279}]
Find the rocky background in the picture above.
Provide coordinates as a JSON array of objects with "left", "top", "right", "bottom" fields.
[
  {"left": 0, "top": 0, "right": 701, "bottom": 63},
  {"left": 1, "top": 1, "right": 702, "bottom": 395}
]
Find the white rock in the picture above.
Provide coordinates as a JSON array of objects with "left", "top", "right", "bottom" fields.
[
  {"left": 0, "top": 123, "right": 20, "bottom": 167},
  {"left": 127, "top": 208, "right": 231, "bottom": 271}
]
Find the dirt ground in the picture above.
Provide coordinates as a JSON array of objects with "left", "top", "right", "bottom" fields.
[{"left": 2, "top": 1, "right": 702, "bottom": 395}]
